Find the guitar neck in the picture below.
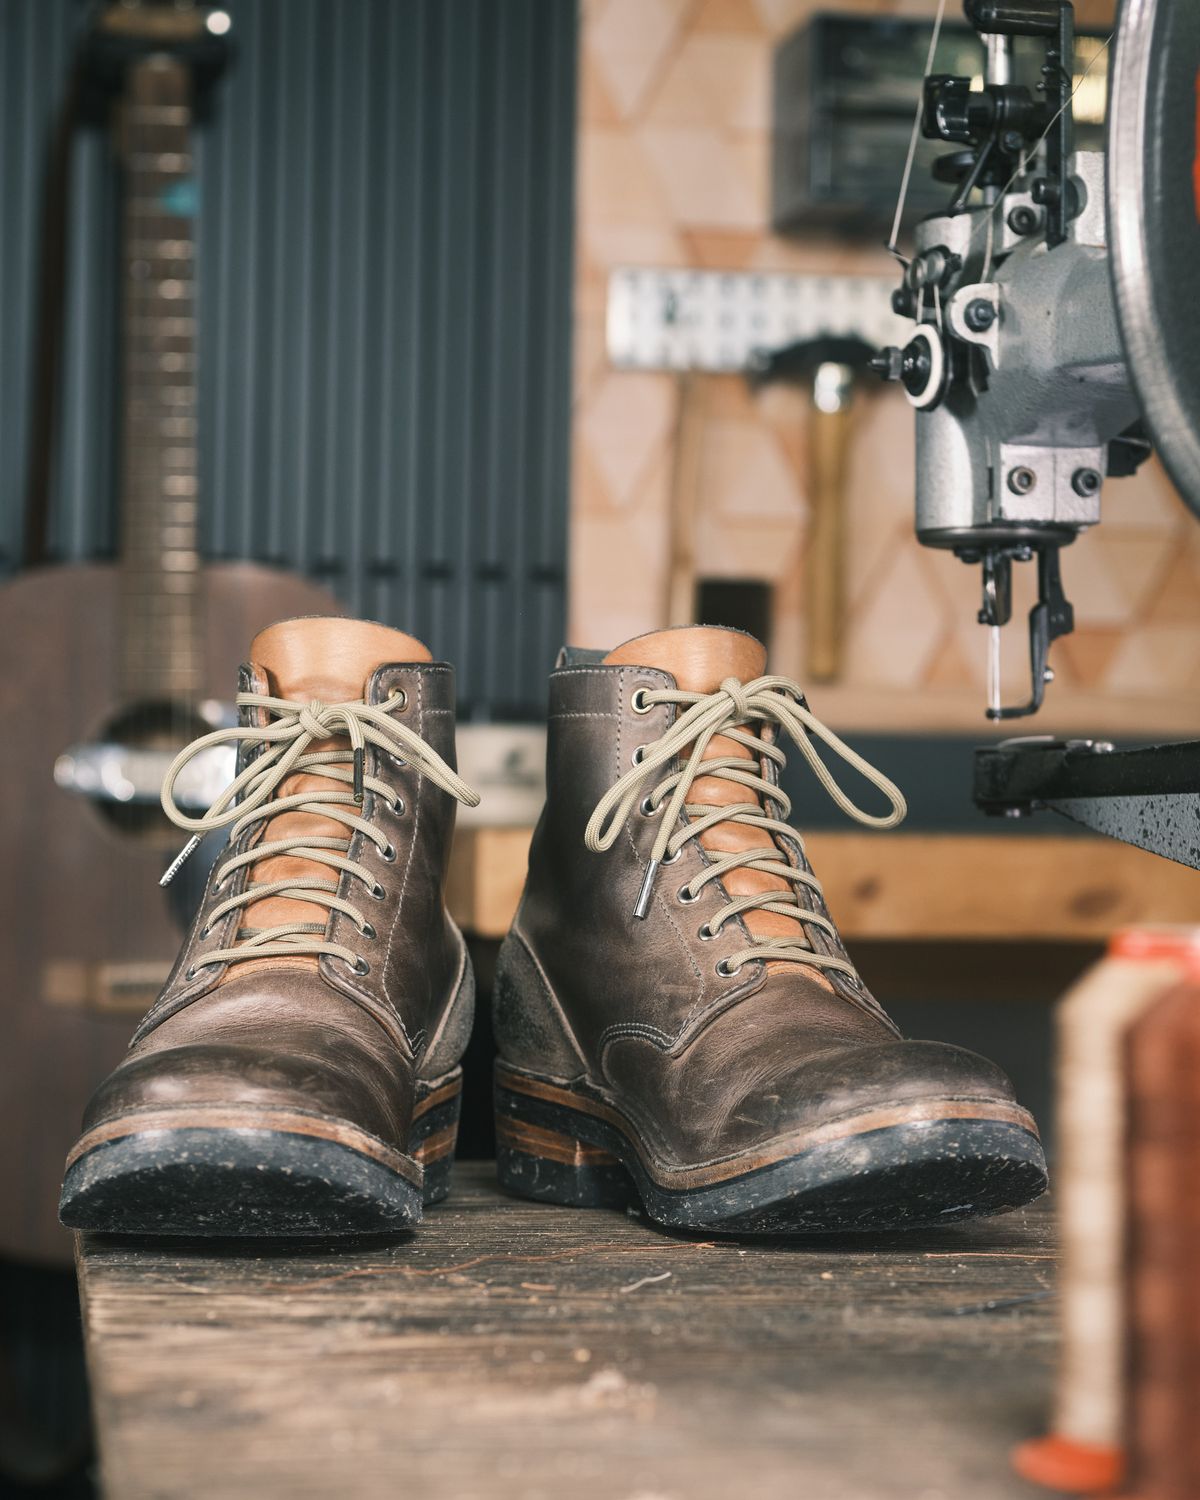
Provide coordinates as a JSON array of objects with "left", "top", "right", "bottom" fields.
[{"left": 118, "top": 54, "right": 201, "bottom": 702}]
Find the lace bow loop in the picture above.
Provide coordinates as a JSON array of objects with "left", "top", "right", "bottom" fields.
[{"left": 161, "top": 691, "right": 479, "bottom": 841}]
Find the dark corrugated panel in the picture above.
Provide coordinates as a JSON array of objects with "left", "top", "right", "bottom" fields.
[{"left": 0, "top": 0, "right": 576, "bottom": 718}]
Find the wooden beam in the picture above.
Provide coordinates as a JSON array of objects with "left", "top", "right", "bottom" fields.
[{"left": 447, "top": 828, "right": 1199, "bottom": 942}]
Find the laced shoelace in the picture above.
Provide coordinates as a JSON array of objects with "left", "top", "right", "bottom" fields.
[
  {"left": 158, "top": 691, "right": 480, "bottom": 975},
  {"left": 584, "top": 675, "right": 906, "bottom": 980}
]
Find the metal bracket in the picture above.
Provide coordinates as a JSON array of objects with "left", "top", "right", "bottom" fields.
[{"left": 974, "top": 737, "right": 1200, "bottom": 868}]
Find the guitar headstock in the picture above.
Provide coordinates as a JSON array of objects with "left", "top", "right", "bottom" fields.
[{"left": 78, "top": 0, "right": 233, "bottom": 121}]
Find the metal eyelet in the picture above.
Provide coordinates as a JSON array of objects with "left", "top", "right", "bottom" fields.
[
  {"left": 698, "top": 922, "right": 719, "bottom": 941},
  {"left": 359, "top": 921, "right": 377, "bottom": 940},
  {"left": 380, "top": 842, "right": 397, "bottom": 862},
  {"left": 390, "top": 688, "right": 408, "bottom": 712},
  {"left": 640, "top": 796, "right": 660, "bottom": 817},
  {"left": 370, "top": 882, "right": 387, "bottom": 901},
  {"left": 677, "top": 884, "right": 700, "bottom": 904},
  {"left": 631, "top": 745, "right": 646, "bottom": 766},
  {"left": 716, "top": 958, "right": 743, "bottom": 979},
  {"left": 631, "top": 687, "right": 653, "bottom": 714},
  {"left": 661, "top": 846, "right": 682, "bottom": 865},
  {"left": 350, "top": 957, "right": 370, "bottom": 976},
  {"left": 198, "top": 924, "right": 211, "bottom": 940},
  {"left": 391, "top": 796, "right": 406, "bottom": 816}
]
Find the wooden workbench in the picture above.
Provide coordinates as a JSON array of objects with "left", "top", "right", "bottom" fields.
[
  {"left": 77, "top": 1164, "right": 1057, "bottom": 1500},
  {"left": 447, "top": 826, "right": 1200, "bottom": 941}
]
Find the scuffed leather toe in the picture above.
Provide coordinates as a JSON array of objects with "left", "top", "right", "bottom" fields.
[
  {"left": 80, "top": 973, "right": 419, "bottom": 1148},
  {"left": 605, "top": 1023, "right": 1024, "bottom": 1169}
]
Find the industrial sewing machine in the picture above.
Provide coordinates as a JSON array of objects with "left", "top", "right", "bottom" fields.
[{"left": 871, "top": 0, "right": 1200, "bottom": 867}]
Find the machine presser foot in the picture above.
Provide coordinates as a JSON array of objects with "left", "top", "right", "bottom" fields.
[{"left": 962, "top": 542, "right": 1075, "bottom": 721}]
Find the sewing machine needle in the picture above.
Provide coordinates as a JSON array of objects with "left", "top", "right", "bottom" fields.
[{"left": 988, "top": 624, "right": 1001, "bottom": 718}]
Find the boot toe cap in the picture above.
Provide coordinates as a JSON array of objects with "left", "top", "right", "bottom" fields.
[
  {"left": 80, "top": 1038, "right": 410, "bottom": 1148},
  {"left": 608, "top": 1032, "right": 1032, "bottom": 1167}
]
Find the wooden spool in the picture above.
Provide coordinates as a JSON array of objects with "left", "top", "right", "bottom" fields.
[
  {"left": 1014, "top": 927, "right": 1200, "bottom": 1496},
  {"left": 1124, "top": 967, "right": 1200, "bottom": 1500}
]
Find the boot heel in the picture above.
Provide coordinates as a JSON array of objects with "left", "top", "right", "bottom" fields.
[
  {"left": 411, "top": 1072, "right": 463, "bottom": 1206},
  {"left": 495, "top": 1113, "right": 633, "bottom": 1210}
]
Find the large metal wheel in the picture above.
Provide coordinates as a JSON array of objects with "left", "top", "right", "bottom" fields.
[{"left": 1108, "top": 0, "right": 1200, "bottom": 517}]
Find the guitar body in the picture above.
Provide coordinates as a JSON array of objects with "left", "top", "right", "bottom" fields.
[{"left": 0, "top": 560, "right": 341, "bottom": 1263}]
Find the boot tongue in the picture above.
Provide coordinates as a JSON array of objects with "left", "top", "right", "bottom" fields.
[
  {"left": 604, "top": 625, "right": 805, "bottom": 955},
  {"left": 602, "top": 625, "right": 765, "bottom": 690},
  {"left": 227, "top": 617, "right": 433, "bottom": 979},
  {"left": 251, "top": 617, "right": 431, "bottom": 703}
]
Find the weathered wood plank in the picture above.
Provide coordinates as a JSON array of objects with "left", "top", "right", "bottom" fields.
[
  {"left": 77, "top": 1165, "right": 1057, "bottom": 1500},
  {"left": 447, "top": 826, "right": 1200, "bottom": 941}
]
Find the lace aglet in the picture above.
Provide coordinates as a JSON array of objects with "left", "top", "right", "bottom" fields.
[
  {"left": 633, "top": 858, "right": 660, "bottom": 920},
  {"left": 160, "top": 835, "right": 201, "bottom": 888},
  {"left": 353, "top": 746, "right": 365, "bottom": 804}
]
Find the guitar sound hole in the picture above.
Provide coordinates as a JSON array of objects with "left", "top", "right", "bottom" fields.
[{"left": 87, "top": 700, "right": 220, "bottom": 842}]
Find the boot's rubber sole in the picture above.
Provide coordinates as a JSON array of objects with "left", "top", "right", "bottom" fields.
[
  {"left": 494, "top": 1065, "right": 1048, "bottom": 1234},
  {"left": 58, "top": 1072, "right": 461, "bottom": 1238}
]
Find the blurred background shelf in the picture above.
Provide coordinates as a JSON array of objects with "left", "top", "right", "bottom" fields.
[{"left": 448, "top": 826, "right": 1200, "bottom": 944}]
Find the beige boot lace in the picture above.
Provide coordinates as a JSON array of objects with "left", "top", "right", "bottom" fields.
[
  {"left": 158, "top": 691, "right": 479, "bottom": 974},
  {"left": 584, "top": 675, "right": 906, "bottom": 979}
]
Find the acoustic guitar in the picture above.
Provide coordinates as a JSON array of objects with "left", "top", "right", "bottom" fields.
[{"left": 0, "top": 0, "right": 341, "bottom": 1264}]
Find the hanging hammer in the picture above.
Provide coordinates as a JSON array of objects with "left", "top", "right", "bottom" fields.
[{"left": 750, "top": 333, "right": 879, "bottom": 683}]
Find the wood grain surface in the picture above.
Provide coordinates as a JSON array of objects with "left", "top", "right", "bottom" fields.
[
  {"left": 77, "top": 1164, "right": 1057, "bottom": 1500},
  {"left": 447, "top": 826, "right": 1200, "bottom": 942}
]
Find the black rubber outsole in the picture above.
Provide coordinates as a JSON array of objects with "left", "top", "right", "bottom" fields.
[
  {"left": 495, "top": 1080, "right": 1049, "bottom": 1235},
  {"left": 60, "top": 1087, "right": 460, "bottom": 1239}
]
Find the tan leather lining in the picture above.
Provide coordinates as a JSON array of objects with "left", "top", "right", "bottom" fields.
[
  {"left": 603, "top": 626, "right": 818, "bottom": 965},
  {"left": 220, "top": 618, "right": 433, "bottom": 983}
]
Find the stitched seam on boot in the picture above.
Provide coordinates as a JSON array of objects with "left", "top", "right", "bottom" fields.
[
  {"left": 598, "top": 965, "right": 767, "bottom": 1062},
  {"left": 320, "top": 665, "right": 449, "bottom": 1046},
  {"left": 379, "top": 668, "right": 425, "bottom": 988},
  {"left": 598, "top": 1021, "right": 675, "bottom": 1049}
]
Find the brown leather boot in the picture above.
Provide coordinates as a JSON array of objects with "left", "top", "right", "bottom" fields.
[
  {"left": 494, "top": 625, "right": 1047, "bottom": 1234},
  {"left": 60, "top": 618, "right": 479, "bottom": 1236}
]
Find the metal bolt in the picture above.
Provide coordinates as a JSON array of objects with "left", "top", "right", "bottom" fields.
[
  {"left": 1007, "top": 466, "right": 1037, "bottom": 496},
  {"left": 1071, "top": 467, "right": 1102, "bottom": 497},
  {"left": 869, "top": 347, "right": 902, "bottom": 381},
  {"left": 1007, "top": 204, "right": 1039, "bottom": 236},
  {"left": 891, "top": 286, "right": 916, "bottom": 318},
  {"left": 964, "top": 298, "right": 997, "bottom": 333},
  {"left": 1031, "top": 177, "right": 1061, "bottom": 207}
]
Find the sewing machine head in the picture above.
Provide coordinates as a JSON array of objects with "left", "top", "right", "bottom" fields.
[{"left": 874, "top": 0, "right": 1200, "bottom": 719}]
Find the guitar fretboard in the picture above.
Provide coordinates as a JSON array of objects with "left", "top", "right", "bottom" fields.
[{"left": 118, "top": 55, "right": 201, "bottom": 702}]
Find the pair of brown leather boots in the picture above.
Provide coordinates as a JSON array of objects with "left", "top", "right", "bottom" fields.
[{"left": 59, "top": 616, "right": 1046, "bottom": 1238}]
